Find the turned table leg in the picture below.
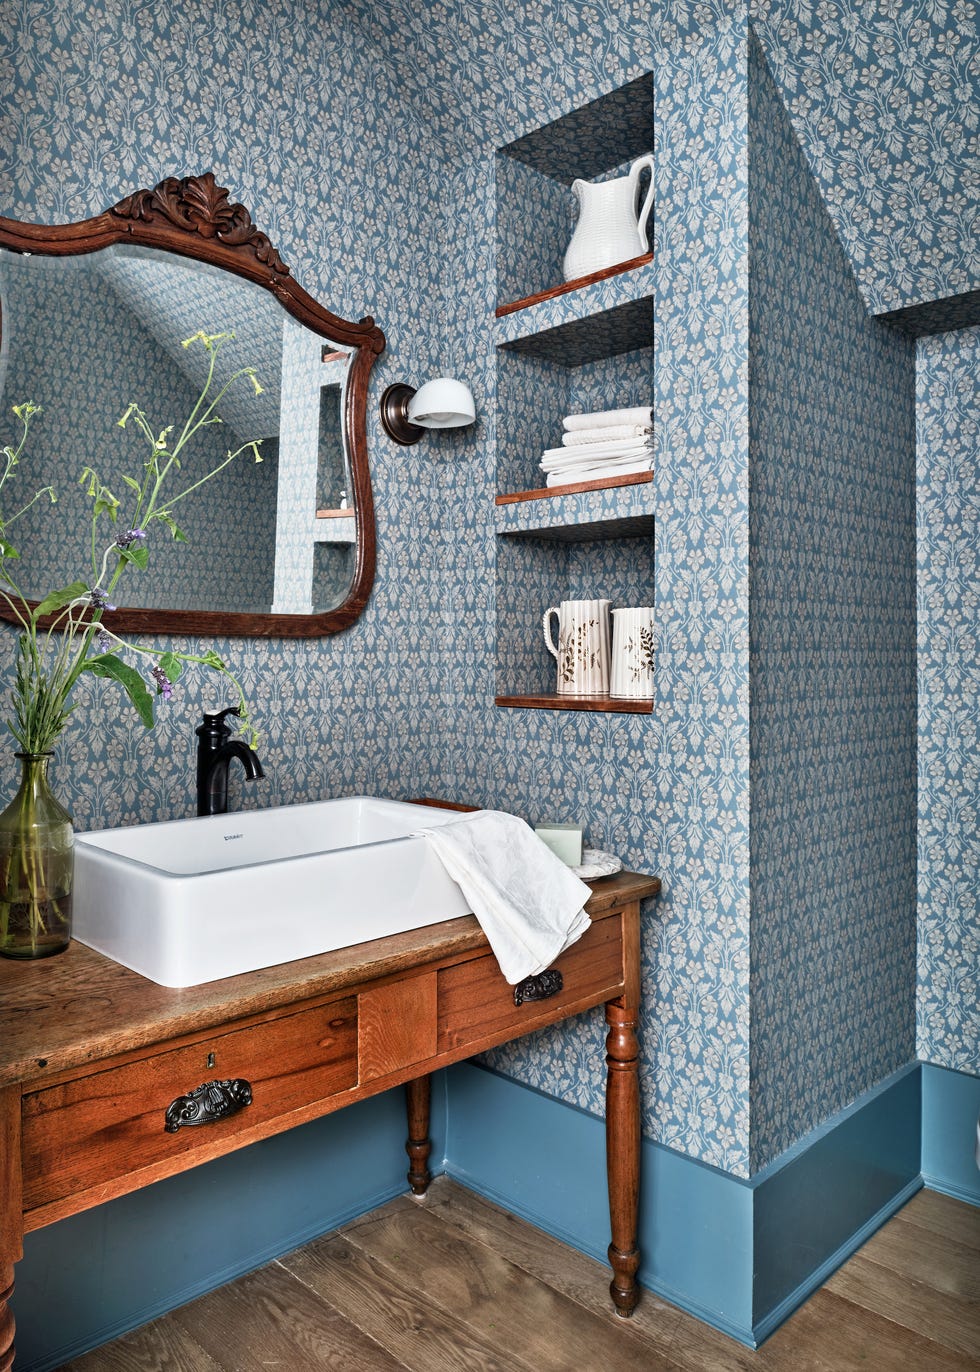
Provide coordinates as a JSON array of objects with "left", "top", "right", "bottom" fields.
[
  {"left": 605, "top": 998, "right": 641, "bottom": 1316},
  {"left": 0, "top": 1087, "right": 22, "bottom": 1370},
  {"left": 0, "top": 1263, "right": 15, "bottom": 1372},
  {"left": 405, "top": 1074, "right": 432, "bottom": 1196}
]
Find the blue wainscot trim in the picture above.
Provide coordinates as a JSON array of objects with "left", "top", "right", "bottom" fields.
[
  {"left": 14, "top": 1079, "right": 448, "bottom": 1372},
  {"left": 750, "top": 1062, "right": 921, "bottom": 1341},
  {"left": 921, "top": 1061, "right": 980, "bottom": 1206},
  {"left": 445, "top": 1060, "right": 922, "bottom": 1347}
]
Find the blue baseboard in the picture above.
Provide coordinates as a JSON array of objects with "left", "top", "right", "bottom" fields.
[
  {"left": 15, "top": 1057, "right": 960, "bottom": 1367},
  {"left": 14, "top": 1078, "right": 448, "bottom": 1372},
  {"left": 444, "top": 1061, "right": 755, "bottom": 1338},
  {"left": 445, "top": 1060, "right": 922, "bottom": 1347},
  {"left": 921, "top": 1061, "right": 980, "bottom": 1206},
  {"left": 751, "top": 1062, "right": 921, "bottom": 1336}
]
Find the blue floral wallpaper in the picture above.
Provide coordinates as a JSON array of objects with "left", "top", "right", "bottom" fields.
[
  {"left": 751, "top": 0, "right": 980, "bottom": 315},
  {"left": 917, "top": 325, "right": 980, "bottom": 1078},
  {"left": 746, "top": 34, "right": 917, "bottom": 1170},
  {"left": 0, "top": 0, "right": 974, "bottom": 1190}
]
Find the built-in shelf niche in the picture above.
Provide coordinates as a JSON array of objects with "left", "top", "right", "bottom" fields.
[
  {"left": 492, "top": 73, "right": 655, "bottom": 714},
  {"left": 496, "top": 73, "right": 654, "bottom": 308},
  {"left": 494, "top": 531, "right": 654, "bottom": 709},
  {"left": 496, "top": 338, "right": 653, "bottom": 499}
]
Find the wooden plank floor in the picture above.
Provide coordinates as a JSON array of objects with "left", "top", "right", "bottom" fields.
[{"left": 58, "top": 1180, "right": 979, "bottom": 1371}]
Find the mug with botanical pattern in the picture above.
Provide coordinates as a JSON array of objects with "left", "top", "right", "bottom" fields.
[{"left": 610, "top": 607, "right": 655, "bottom": 698}]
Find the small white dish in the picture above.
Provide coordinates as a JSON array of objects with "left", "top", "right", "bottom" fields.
[{"left": 572, "top": 849, "right": 622, "bottom": 880}]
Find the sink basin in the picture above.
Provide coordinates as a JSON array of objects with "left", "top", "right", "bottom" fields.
[{"left": 72, "top": 797, "right": 471, "bottom": 987}]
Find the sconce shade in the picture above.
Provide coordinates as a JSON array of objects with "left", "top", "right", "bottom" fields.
[
  {"left": 380, "top": 378, "right": 476, "bottom": 445},
  {"left": 408, "top": 378, "right": 476, "bottom": 429}
]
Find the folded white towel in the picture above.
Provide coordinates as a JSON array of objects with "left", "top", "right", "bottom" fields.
[
  {"left": 546, "top": 458, "right": 652, "bottom": 486},
  {"left": 563, "top": 424, "right": 652, "bottom": 446},
  {"left": 415, "top": 810, "right": 591, "bottom": 984},
  {"left": 541, "top": 437, "right": 653, "bottom": 469},
  {"left": 543, "top": 453, "right": 653, "bottom": 478},
  {"left": 564, "top": 406, "right": 652, "bottom": 432}
]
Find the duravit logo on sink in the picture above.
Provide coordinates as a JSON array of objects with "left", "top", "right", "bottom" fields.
[{"left": 224, "top": 833, "right": 244, "bottom": 841}]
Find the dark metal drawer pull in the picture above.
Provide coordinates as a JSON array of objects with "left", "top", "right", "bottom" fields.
[
  {"left": 164, "top": 1078, "right": 253, "bottom": 1133},
  {"left": 513, "top": 969, "right": 563, "bottom": 1007}
]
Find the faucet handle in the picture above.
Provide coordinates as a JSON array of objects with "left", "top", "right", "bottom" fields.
[
  {"left": 196, "top": 705, "right": 241, "bottom": 744},
  {"left": 203, "top": 706, "right": 241, "bottom": 725}
]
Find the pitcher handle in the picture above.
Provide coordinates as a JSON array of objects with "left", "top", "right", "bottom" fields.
[
  {"left": 630, "top": 154, "right": 656, "bottom": 252},
  {"left": 542, "top": 606, "right": 561, "bottom": 660}
]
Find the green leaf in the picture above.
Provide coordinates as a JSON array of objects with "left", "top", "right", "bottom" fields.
[
  {"left": 33, "top": 580, "right": 89, "bottom": 618},
  {"left": 157, "top": 513, "right": 188, "bottom": 543},
  {"left": 81, "top": 654, "right": 155, "bottom": 729},
  {"left": 0, "top": 540, "right": 20, "bottom": 560},
  {"left": 118, "top": 543, "right": 149, "bottom": 569},
  {"left": 201, "top": 649, "right": 226, "bottom": 671},
  {"left": 94, "top": 491, "right": 119, "bottom": 522},
  {"left": 157, "top": 651, "right": 183, "bottom": 684},
  {"left": 121, "top": 474, "right": 142, "bottom": 493}
]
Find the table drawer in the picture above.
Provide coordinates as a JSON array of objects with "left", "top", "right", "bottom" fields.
[
  {"left": 437, "top": 913, "right": 624, "bottom": 1053},
  {"left": 22, "top": 998, "right": 357, "bottom": 1208}
]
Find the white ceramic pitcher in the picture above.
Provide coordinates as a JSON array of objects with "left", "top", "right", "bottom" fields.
[
  {"left": 543, "top": 599, "right": 611, "bottom": 695},
  {"left": 562, "top": 153, "right": 655, "bottom": 282}
]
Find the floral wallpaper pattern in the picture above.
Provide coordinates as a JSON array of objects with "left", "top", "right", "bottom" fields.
[
  {"left": 483, "top": 20, "right": 755, "bottom": 1171},
  {"left": 0, "top": 0, "right": 972, "bottom": 1188},
  {"left": 750, "top": 0, "right": 980, "bottom": 315},
  {"left": 916, "top": 326, "right": 980, "bottom": 1077},
  {"left": 746, "top": 35, "right": 917, "bottom": 1170}
]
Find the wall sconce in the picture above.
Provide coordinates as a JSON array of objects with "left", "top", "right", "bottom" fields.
[{"left": 380, "top": 378, "right": 476, "bottom": 445}]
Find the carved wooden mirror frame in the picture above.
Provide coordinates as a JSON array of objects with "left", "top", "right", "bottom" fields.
[{"left": 0, "top": 173, "right": 385, "bottom": 638}]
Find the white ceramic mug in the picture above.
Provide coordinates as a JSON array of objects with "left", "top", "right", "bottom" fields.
[
  {"left": 543, "top": 599, "right": 611, "bottom": 694},
  {"left": 610, "top": 607, "right": 655, "bottom": 698}
]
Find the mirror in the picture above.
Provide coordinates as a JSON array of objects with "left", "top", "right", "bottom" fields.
[{"left": 0, "top": 173, "right": 384, "bottom": 637}]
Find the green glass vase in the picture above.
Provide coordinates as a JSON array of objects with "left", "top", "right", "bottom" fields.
[{"left": 0, "top": 752, "right": 73, "bottom": 959}]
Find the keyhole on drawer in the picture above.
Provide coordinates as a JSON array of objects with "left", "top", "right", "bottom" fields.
[{"left": 207, "top": 1052, "right": 216, "bottom": 1069}]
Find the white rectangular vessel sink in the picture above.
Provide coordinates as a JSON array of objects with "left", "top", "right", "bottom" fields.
[{"left": 73, "top": 797, "right": 471, "bottom": 987}]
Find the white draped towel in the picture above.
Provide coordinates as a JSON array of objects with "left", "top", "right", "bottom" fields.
[{"left": 415, "top": 810, "right": 592, "bottom": 984}]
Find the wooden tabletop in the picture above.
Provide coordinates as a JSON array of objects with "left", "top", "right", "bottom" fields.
[{"left": 0, "top": 871, "right": 660, "bottom": 1089}]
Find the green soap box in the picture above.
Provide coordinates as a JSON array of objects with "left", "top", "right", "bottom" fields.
[{"left": 534, "top": 822, "right": 583, "bottom": 867}]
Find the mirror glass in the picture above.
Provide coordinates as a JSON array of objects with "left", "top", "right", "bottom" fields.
[{"left": 0, "top": 174, "right": 383, "bottom": 637}]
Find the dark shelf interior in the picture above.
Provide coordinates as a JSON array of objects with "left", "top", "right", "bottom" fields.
[
  {"left": 499, "top": 297, "right": 652, "bottom": 366},
  {"left": 499, "top": 75, "right": 654, "bottom": 185}
]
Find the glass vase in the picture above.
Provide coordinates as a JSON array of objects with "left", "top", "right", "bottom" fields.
[{"left": 0, "top": 752, "right": 73, "bottom": 959}]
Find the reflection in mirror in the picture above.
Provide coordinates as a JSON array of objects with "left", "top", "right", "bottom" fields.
[
  {"left": 0, "top": 245, "right": 354, "bottom": 616},
  {"left": 0, "top": 173, "right": 384, "bottom": 637}
]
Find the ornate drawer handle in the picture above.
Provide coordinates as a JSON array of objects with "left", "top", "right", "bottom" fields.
[
  {"left": 513, "top": 969, "right": 563, "bottom": 1007},
  {"left": 164, "top": 1078, "right": 253, "bottom": 1133}
]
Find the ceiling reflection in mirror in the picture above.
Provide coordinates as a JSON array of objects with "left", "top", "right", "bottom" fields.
[{"left": 0, "top": 243, "right": 357, "bottom": 617}]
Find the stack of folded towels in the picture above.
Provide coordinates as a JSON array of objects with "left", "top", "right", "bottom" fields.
[{"left": 539, "top": 405, "right": 653, "bottom": 488}]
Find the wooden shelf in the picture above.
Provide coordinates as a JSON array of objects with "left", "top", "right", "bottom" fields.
[
  {"left": 496, "top": 471, "right": 651, "bottom": 506},
  {"left": 496, "top": 253, "right": 654, "bottom": 318},
  {"left": 495, "top": 694, "right": 653, "bottom": 713}
]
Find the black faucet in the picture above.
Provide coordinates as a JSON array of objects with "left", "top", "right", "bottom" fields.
[{"left": 195, "top": 707, "right": 264, "bottom": 817}]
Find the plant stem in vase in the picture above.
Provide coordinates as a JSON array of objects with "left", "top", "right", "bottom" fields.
[{"left": 0, "top": 752, "right": 73, "bottom": 959}]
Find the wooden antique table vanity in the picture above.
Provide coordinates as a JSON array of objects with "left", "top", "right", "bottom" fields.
[{"left": 0, "top": 870, "right": 659, "bottom": 1369}]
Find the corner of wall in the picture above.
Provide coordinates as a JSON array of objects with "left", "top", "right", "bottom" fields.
[{"left": 920, "top": 1062, "right": 980, "bottom": 1206}]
